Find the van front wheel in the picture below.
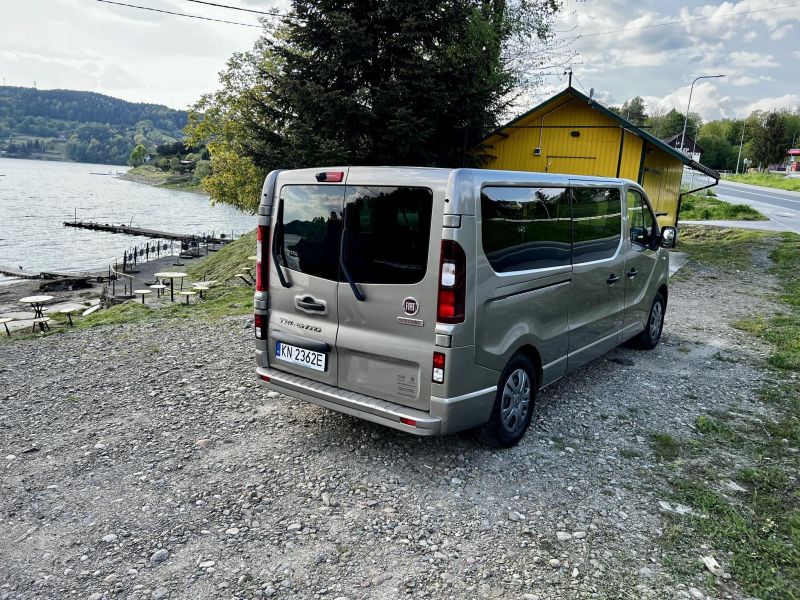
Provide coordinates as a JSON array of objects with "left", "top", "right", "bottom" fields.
[
  {"left": 635, "top": 292, "right": 666, "bottom": 350},
  {"left": 483, "top": 354, "right": 537, "bottom": 447}
]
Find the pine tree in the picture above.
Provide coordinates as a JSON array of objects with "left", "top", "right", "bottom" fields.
[
  {"left": 187, "top": 0, "right": 564, "bottom": 211},
  {"left": 751, "top": 112, "right": 786, "bottom": 168}
]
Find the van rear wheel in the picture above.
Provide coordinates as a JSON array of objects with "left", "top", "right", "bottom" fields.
[
  {"left": 483, "top": 354, "right": 536, "bottom": 447},
  {"left": 635, "top": 291, "right": 666, "bottom": 350}
]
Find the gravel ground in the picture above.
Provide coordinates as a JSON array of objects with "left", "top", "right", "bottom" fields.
[{"left": 0, "top": 251, "right": 778, "bottom": 600}]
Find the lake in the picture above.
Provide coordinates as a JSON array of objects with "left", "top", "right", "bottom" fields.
[{"left": 0, "top": 158, "right": 256, "bottom": 283}]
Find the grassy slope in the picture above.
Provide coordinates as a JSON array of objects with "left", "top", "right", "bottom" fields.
[
  {"left": 724, "top": 172, "right": 800, "bottom": 192},
  {"left": 124, "top": 165, "right": 204, "bottom": 193},
  {"left": 187, "top": 229, "right": 256, "bottom": 282},
  {"left": 657, "top": 227, "right": 800, "bottom": 599},
  {"left": 680, "top": 193, "right": 767, "bottom": 221}
]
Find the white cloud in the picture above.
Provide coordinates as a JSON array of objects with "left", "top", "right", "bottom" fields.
[
  {"left": 770, "top": 24, "right": 794, "bottom": 39},
  {"left": 744, "top": 94, "right": 800, "bottom": 114},
  {"left": 728, "top": 51, "right": 779, "bottom": 68},
  {"left": 743, "top": 30, "right": 757, "bottom": 41}
]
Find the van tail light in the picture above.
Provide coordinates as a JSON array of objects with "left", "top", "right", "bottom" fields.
[
  {"left": 436, "top": 240, "right": 466, "bottom": 324},
  {"left": 254, "top": 313, "right": 265, "bottom": 339},
  {"left": 256, "top": 224, "right": 269, "bottom": 292},
  {"left": 400, "top": 417, "right": 417, "bottom": 427},
  {"left": 432, "top": 351, "right": 445, "bottom": 384}
]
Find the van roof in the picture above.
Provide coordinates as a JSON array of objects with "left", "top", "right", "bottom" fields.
[{"left": 280, "top": 166, "right": 633, "bottom": 187}]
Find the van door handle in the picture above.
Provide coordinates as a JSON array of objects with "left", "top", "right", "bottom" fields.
[
  {"left": 606, "top": 274, "right": 620, "bottom": 285},
  {"left": 295, "top": 296, "right": 326, "bottom": 313},
  {"left": 626, "top": 268, "right": 638, "bottom": 279}
]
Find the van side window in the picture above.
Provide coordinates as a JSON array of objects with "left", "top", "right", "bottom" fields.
[
  {"left": 343, "top": 186, "right": 433, "bottom": 284},
  {"left": 481, "top": 186, "right": 572, "bottom": 272},
  {"left": 571, "top": 187, "right": 622, "bottom": 263},
  {"left": 278, "top": 185, "right": 343, "bottom": 281},
  {"left": 626, "top": 189, "right": 656, "bottom": 247}
]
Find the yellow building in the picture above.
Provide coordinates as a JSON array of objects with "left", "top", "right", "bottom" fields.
[{"left": 479, "top": 87, "right": 719, "bottom": 227}]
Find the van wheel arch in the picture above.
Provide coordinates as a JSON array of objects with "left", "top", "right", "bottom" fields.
[
  {"left": 658, "top": 284, "right": 668, "bottom": 306},
  {"left": 512, "top": 345, "right": 542, "bottom": 392}
]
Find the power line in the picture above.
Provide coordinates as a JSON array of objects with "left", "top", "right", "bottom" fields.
[
  {"left": 95, "top": 0, "right": 262, "bottom": 27},
  {"left": 182, "top": 0, "right": 288, "bottom": 18},
  {"left": 562, "top": 3, "right": 800, "bottom": 40}
]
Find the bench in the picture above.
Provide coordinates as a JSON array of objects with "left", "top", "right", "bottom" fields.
[
  {"left": 32, "top": 317, "right": 51, "bottom": 333},
  {"left": 82, "top": 305, "right": 101, "bottom": 317},
  {"left": 133, "top": 289, "right": 152, "bottom": 304},
  {"left": 0, "top": 317, "right": 13, "bottom": 336},
  {"left": 59, "top": 307, "right": 80, "bottom": 327},
  {"left": 178, "top": 290, "right": 197, "bottom": 304},
  {"left": 192, "top": 285, "right": 209, "bottom": 299}
]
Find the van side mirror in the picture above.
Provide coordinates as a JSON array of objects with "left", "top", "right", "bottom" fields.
[{"left": 660, "top": 226, "right": 677, "bottom": 248}]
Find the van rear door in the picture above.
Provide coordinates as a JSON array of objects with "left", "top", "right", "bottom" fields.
[
  {"left": 266, "top": 171, "right": 346, "bottom": 387},
  {"left": 335, "top": 174, "right": 440, "bottom": 411}
]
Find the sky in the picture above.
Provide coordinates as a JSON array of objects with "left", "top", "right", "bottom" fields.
[{"left": 0, "top": 0, "right": 798, "bottom": 121}]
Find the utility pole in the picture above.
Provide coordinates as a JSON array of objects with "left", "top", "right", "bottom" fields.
[{"left": 736, "top": 121, "right": 746, "bottom": 174}]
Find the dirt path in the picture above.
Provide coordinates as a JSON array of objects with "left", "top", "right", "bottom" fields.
[{"left": 0, "top": 238, "right": 783, "bottom": 600}]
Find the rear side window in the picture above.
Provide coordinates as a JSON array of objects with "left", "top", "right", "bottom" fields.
[
  {"left": 343, "top": 186, "right": 433, "bottom": 284},
  {"left": 627, "top": 189, "right": 656, "bottom": 247},
  {"left": 571, "top": 187, "right": 622, "bottom": 263},
  {"left": 277, "top": 185, "right": 343, "bottom": 281},
  {"left": 481, "top": 186, "right": 572, "bottom": 272}
]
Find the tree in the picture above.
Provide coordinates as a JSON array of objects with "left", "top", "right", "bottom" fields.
[
  {"left": 186, "top": 0, "right": 565, "bottom": 212},
  {"left": 129, "top": 144, "right": 147, "bottom": 167},
  {"left": 751, "top": 111, "right": 786, "bottom": 168},
  {"left": 619, "top": 96, "right": 647, "bottom": 125}
]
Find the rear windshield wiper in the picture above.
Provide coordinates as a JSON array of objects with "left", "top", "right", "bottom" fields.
[
  {"left": 272, "top": 200, "right": 291, "bottom": 288},
  {"left": 340, "top": 205, "right": 365, "bottom": 301}
]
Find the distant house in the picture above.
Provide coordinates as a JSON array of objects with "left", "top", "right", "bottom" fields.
[
  {"left": 478, "top": 86, "right": 719, "bottom": 227},
  {"left": 57, "top": 134, "right": 67, "bottom": 142},
  {"left": 788, "top": 149, "right": 800, "bottom": 173},
  {"left": 661, "top": 133, "right": 704, "bottom": 163}
]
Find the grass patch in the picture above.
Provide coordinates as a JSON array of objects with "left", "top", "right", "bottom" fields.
[
  {"left": 187, "top": 229, "right": 256, "bottom": 283},
  {"left": 668, "top": 472, "right": 800, "bottom": 600},
  {"left": 651, "top": 433, "right": 682, "bottom": 460},
  {"left": 677, "top": 226, "right": 774, "bottom": 270},
  {"left": 724, "top": 172, "right": 800, "bottom": 193},
  {"left": 658, "top": 230, "right": 800, "bottom": 599},
  {"left": 681, "top": 193, "right": 767, "bottom": 221}
]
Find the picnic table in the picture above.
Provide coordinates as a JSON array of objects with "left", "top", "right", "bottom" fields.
[
  {"left": 19, "top": 295, "right": 54, "bottom": 319},
  {"left": 153, "top": 271, "right": 187, "bottom": 302}
]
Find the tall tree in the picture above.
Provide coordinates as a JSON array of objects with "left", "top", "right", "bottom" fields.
[
  {"left": 751, "top": 111, "right": 786, "bottom": 168},
  {"left": 186, "top": 0, "right": 564, "bottom": 212}
]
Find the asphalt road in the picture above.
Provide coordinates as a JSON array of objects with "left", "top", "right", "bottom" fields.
[{"left": 713, "top": 179, "right": 800, "bottom": 234}]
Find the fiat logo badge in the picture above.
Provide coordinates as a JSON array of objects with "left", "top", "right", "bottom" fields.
[{"left": 402, "top": 297, "right": 419, "bottom": 316}]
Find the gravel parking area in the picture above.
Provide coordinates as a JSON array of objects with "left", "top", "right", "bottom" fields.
[{"left": 0, "top": 252, "right": 777, "bottom": 600}]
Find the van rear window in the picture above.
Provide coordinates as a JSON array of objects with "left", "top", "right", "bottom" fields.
[
  {"left": 343, "top": 186, "right": 433, "bottom": 284},
  {"left": 277, "top": 185, "right": 343, "bottom": 281}
]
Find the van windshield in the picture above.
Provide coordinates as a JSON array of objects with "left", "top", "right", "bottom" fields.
[{"left": 344, "top": 186, "right": 433, "bottom": 285}]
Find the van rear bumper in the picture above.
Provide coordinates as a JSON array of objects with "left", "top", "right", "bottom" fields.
[{"left": 256, "top": 366, "right": 496, "bottom": 436}]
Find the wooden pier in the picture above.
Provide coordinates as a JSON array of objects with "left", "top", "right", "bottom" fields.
[
  {"left": 0, "top": 264, "right": 106, "bottom": 281},
  {"left": 0, "top": 265, "right": 40, "bottom": 279},
  {"left": 63, "top": 220, "right": 228, "bottom": 244}
]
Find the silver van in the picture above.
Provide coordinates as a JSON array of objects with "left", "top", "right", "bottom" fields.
[{"left": 254, "top": 167, "right": 675, "bottom": 446}]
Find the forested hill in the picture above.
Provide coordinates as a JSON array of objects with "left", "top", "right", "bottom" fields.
[{"left": 0, "top": 87, "right": 188, "bottom": 165}]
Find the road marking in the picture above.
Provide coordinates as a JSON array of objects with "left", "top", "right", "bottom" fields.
[{"left": 718, "top": 186, "right": 800, "bottom": 203}]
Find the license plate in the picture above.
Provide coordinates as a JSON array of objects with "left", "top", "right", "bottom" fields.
[{"left": 275, "top": 341, "right": 327, "bottom": 372}]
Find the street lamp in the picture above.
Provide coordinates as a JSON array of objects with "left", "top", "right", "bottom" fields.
[{"left": 679, "top": 74, "right": 726, "bottom": 154}]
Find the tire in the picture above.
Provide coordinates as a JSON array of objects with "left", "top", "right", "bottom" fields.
[
  {"left": 635, "top": 291, "right": 666, "bottom": 350},
  {"left": 482, "top": 354, "right": 537, "bottom": 447}
]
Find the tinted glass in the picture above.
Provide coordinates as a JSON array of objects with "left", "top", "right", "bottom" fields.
[
  {"left": 278, "top": 185, "right": 343, "bottom": 281},
  {"left": 571, "top": 187, "right": 622, "bottom": 262},
  {"left": 343, "top": 186, "right": 433, "bottom": 284},
  {"left": 481, "top": 186, "right": 571, "bottom": 272},
  {"left": 627, "top": 190, "right": 656, "bottom": 247}
]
